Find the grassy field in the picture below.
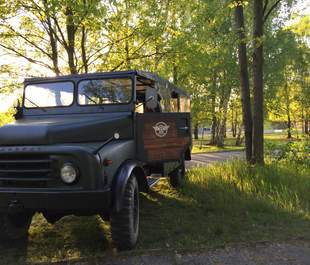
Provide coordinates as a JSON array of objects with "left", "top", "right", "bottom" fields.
[
  {"left": 192, "top": 132, "right": 308, "bottom": 154},
  {"left": 192, "top": 137, "right": 244, "bottom": 153},
  {"left": 0, "top": 158, "right": 309, "bottom": 264}
]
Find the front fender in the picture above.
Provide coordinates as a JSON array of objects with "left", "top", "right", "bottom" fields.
[{"left": 112, "top": 160, "right": 146, "bottom": 212}]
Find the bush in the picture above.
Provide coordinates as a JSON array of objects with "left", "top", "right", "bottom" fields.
[{"left": 265, "top": 140, "right": 310, "bottom": 166}]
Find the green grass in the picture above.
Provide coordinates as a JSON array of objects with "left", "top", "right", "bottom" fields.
[
  {"left": 140, "top": 160, "right": 310, "bottom": 249},
  {"left": 192, "top": 138, "right": 244, "bottom": 153},
  {"left": 192, "top": 143, "right": 244, "bottom": 153},
  {"left": 192, "top": 132, "right": 309, "bottom": 154},
  {"left": 1, "top": 159, "right": 309, "bottom": 264}
]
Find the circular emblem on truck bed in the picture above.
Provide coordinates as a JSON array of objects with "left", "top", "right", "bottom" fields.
[{"left": 153, "top": 122, "right": 170, "bottom": 137}]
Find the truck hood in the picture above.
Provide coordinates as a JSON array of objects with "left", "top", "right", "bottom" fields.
[{"left": 0, "top": 113, "right": 132, "bottom": 146}]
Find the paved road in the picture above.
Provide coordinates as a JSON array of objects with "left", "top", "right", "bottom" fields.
[
  {"left": 60, "top": 240, "right": 310, "bottom": 265},
  {"left": 187, "top": 151, "right": 244, "bottom": 168}
]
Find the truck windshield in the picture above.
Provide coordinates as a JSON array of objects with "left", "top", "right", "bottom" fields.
[
  {"left": 78, "top": 78, "right": 132, "bottom": 105},
  {"left": 24, "top": 82, "right": 74, "bottom": 108}
]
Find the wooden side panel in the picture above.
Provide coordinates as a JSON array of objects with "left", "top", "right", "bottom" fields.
[{"left": 136, "top": 113, "right": 191, "bottom": 162}]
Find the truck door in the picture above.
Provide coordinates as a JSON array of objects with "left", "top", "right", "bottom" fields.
[{"left": 136, "top": 112, "right": 191, "bottom": 162}]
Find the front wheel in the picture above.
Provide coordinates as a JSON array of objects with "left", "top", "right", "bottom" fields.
[
  {"left": 169, "top": 161, "right": 186, "bottom": 188},
  {"left": 110, "top": 174, "right": 139, "bottom": 250},
  {"left": 0, "top": 213, "right": 33, "bottom": 241}
]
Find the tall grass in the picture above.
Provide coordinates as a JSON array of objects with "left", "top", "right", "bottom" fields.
[
  {"left": 185, "top": 160, "right": 310, "bottom": 218},
  {"left": 0, "top": 157, "right": 309, "bottom": 264}
]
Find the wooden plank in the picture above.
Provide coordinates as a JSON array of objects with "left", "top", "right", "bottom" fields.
[{"left": 136, "top": 113, "right": 191, "bottom": 162}]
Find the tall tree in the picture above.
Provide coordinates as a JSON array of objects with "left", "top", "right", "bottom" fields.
[
  {"left": 252, "top": 0, "right": 264, "bottom": 163},
  {"left": 234, "top": 2, "right": 253, "bottom": 162}
]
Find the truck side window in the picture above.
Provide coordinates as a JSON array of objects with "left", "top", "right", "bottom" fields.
[
  {"left": 180, "top": 96, "right": 191, "bottom": 112},
  {"left": 135, "top": 102, "right": 144, "bottom": 113},
  {"left": 170, "top": 98, "right": 178, "bottom": 112}
]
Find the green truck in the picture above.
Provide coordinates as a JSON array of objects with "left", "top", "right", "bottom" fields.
[{"left": 0, "top": 70, "right": 191, "bottom": 250}]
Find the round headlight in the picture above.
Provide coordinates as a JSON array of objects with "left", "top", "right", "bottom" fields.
[{"left": 60, "top": 163, "right": 78, "bottom": 184}]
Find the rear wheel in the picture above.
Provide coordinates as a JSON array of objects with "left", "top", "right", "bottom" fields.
[
  {"left": 0, "top": 213, "right": 33, "bottom": 241},
  {"left": 110, "top": 174, "right": 139, "bottom": 250},
  {"left": 169, "top": 161, "right": 186, "bottom": 188}
]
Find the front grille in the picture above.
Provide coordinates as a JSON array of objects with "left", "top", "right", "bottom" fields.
[{"left": 0, "top": 154, "right": 54, "bottom": 187}]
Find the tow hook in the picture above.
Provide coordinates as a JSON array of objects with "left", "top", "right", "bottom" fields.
[{"left": 8, "top": 200, "right": 24, "bottom": 214}]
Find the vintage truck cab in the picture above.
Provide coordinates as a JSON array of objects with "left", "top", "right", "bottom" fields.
[{"left": 0, "top": 70, "right": 191, "bottom": 250}]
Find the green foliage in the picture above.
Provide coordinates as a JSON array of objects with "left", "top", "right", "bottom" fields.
[
  {"left": 264, "top": 17, "right": 309, "bottom": 136},
  {"left": 0, "top": 0, "right": 308, "bottom": 142},
  {"left": 265, "top": 140, "right": 310, "bottom": 166},
  {"left": 0, "top": 108, "right": 14, "bottom": 126}
]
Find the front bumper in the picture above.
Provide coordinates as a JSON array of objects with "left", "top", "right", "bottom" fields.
[{"left": 0, "top": 188, "right": 111, "bottom": 213}]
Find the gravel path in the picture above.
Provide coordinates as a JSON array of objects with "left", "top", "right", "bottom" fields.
[
  {"left": 187, "top": 151, "right": 244, "bottom": 168},
  {"left": 59, "top": 240, "right": 310, "bottom": 265}
]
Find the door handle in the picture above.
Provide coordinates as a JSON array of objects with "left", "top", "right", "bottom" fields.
[{"left": 179, "top": 126, "right": 189, "bottom": 131}]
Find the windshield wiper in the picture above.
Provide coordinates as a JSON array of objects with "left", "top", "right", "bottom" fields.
[{"left": 25, "top": 98, "right": 47, "bottom": 112}]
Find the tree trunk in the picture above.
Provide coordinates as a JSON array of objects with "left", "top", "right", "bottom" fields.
[
  {"left": 252, "top": 0, "right": 264, "bottom": 164},
  {"left": 50, "top": 32, "right": 60, "bottom": 76},
  {"left": 65, "top": 7, "right": 77, "bottom": 74},
  {"left": 217, "top": 127, "right": 225, "bottom": 147},
  {"left": 210, "top": 89, "right": 217, "bottom": 145},
  {"left": 236, "top": 122, "right": 243, "bottom": 146},
  {"left": 235, "top": 4, "right": 253, "bottom": 162},
  {"left": 173, "top": 65, "right": 178, "bottom": 85},
  {"left": 194, "top": 123, "right": 199, "bottom": 140},
  {"left": 210, "top": 72, "right": 218, "bottom": 145},
  {"left": 287, "top": 115, "right": 292, "bottom": 139},
  {"left": 301, "top": 109, "right": 305, "bottom": 134},
  {"left": 81, "top": 25, "right": 88, "bottom": 73},
  {"left": 284, "top": 81, "right": 292, "bottom": 139},
  {"left": 124, "top": 0, "right": 131, "bottom": 69},
  {"left": 125, "top": 39, "right": 130, "bottom": 69},
  {"left": 302, "top": 109, "right": 310, "bottom": 135},
  {"left": 231, "top": 106, "right": 237, "bottom": 137},
  {"left": 305, "top": 120, "right": 309, "bottom": 135},
  {"left": 43, "top": 0, "right": 60, "bottom": 76},
  {"left": 217, "top": 110, "right": 228, "bottom": 148},
  {"left": 232, "top": 123, "right": 236, "bottom": 137},
  {"left": 217, "top": 82, "right": 231, "bottom": 147},
  {"left": 211, "top": 116, "right": 217, "bottom": 145}
]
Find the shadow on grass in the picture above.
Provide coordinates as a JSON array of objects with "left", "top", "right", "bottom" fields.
[
  {"left": 0, "top": 161, "right": 309, "bottom": 264},
  {"left": 138, "top": 162, "right": 310, "bottom": 250},
  {"left": 0, "top": 214, "right": 112, "bottom": 264}
]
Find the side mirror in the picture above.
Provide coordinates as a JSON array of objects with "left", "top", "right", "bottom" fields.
[
  {"left": 145, "top": 88, "right": 158, "bottom": 110},
  {"left": 14, "top": 99, "right": 23, "bottom": 120}
]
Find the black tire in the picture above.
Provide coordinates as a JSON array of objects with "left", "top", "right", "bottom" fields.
[
  {"left": 0, "top": 213, "right": 33, "bottom": 241},
  {"left": 169, "top": 161, "right": 186, "bottom": 188},
  {"left": 110, "top": 174, "right": 139, "bottom": 250}
]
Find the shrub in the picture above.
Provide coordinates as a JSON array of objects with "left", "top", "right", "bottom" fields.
[{"left": 265, "top": 140, "right": 310, "bottom": 166}]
